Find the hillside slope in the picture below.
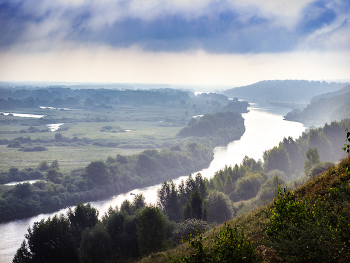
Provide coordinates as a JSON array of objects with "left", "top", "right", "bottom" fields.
[{"left": 138, "top": 155, "right": 350, "bottom": 263}]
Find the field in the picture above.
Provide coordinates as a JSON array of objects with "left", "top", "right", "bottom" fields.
[{"left": 0, "top": 104, "right": 196, "bottom": 173}]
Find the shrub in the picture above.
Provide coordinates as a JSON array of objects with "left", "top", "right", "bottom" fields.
[
  {"left": 173, "top": 223, "right": 256, "bottom": 263},
  {"left": 172, "top": 218, "right": 209, "bottom": 243},
  {"left": 206, "top": 191, "right": 234, "bottom": 224}
]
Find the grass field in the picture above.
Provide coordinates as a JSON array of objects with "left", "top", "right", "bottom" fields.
[{"left": 0, "top": 104, "right": 196, "bottom": 173}]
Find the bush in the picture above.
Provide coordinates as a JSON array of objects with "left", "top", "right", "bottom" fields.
[
  {"left": 20, "top": 146, "right": 48, "bottom": 152},
  {"left": 206, "top": 191, "right": 234, "bottom": 223},
  {"left": 173, "top": 223, "right": 256, "bottom": 263},
  {"left": 172, "top": 218, "right": 209, "bottom": 243}
]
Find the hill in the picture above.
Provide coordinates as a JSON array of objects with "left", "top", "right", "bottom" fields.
[
  {"left": 222, "top": 80, "right": 347, "bottom": 106},
  {"left": 138, "top": 154, "right": 350, "bottom": 263},
  {"left": 284, "top": 85, "right": 350, "bottom": 126}
]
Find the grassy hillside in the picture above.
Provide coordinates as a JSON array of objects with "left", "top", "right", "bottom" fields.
[{"left": 137, "top": 155, "right": 350, "bottom": 263}]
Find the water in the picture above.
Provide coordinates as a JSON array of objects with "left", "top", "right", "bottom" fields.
[
  {"left": 0, "top": 112, "right": 45, "bottom": 118},
  {"left": 4, "top": 180, "right": 39, "bottom": 186},
  {"left": 39, "top": 106, "right": 71, "bottom": 111},
  {"left": 46, "top": 123, "right": 64, "bottom": 132},
  {"left": 0, "top": 104, "right": 305, "bottom": 263}
]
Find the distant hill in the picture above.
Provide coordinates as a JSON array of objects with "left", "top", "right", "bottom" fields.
[
  {"left": 284, "top": 84, "right": 350, "bottom": 126},
  {"left": 223, "top": 80, "right": 347, "bottom": 105},
  {"left": 311, "top": 84, "right": 350, "bottom": 103}
]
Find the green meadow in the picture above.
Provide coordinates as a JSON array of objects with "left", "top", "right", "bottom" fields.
[{"left": 0, "top": 104, "right": 194, "bottom": 173}]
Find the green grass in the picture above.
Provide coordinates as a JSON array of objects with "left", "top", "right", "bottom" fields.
[{"left": 0, "top": 105, "right": 193, "bottom": 173}]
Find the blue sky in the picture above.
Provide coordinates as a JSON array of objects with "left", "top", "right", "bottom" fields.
[{"left": 0, "top": 0, "right": 349, "bottom": 87}]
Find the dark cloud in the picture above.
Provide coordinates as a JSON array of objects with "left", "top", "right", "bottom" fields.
[{"left": 0, "top": 0, "right": 349, "bottom": 53}]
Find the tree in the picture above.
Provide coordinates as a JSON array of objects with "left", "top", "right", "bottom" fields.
[
  {"left": 257, "top": 175, "right": 286, "bottom": 201},
  {"left": 304, "top": 147, "right": 320, "bottom": 176},
  {"left": 79, "top": 224, "right": 114, "bottom": 263},
  {"left": 157, "top": 180, "right": 180, "bottom": 221},
  {"left": 137, "top": 206, "right": 167, "bottom": 255},
  {"left": 133, "top": 193, "right": 146, "bottom": 211},
  {"left": 84, "top": 98, "right": 94, "bottom": 107},
  {"left": 233, "top": 172, "right": 266, "bottom": 201},
  {"left": 307, "top": 129, "right": 334, "bottom": 161},
  {"left": 51, "top": 160, "right": 59, "bottom": 169},
  {"left": 13, "top": 183, "right": 32, "bottom": 199},
  {"left": 84, "top": 160, "right": 111, "bottom": 184},
  {"left": 264, "top": 146, "right": 292, "bottom": 174},
  {"left": 14, "top": 215, "right": 78, "bottom": 263},
  {"left": 46, "top": 169, "right": 60, "bottom": 182},
  {"left": 183, "top": 190, "right": 208, "bottom": 221},
  {"left": 38, "top": 161, "right": 49, "bottom": 171},
  {"left": 343, "top": 128, "right": 350, "bottom": 154},
  {"left": 67, "top": 203, "right": 98, "bottom": 245},
  {"left": 120, "top": 200, "right": 132, "bottom": 214},
  {"left": 54, "top": 133, "right": 63, "bottom": 142},
  {"left": 206, "top": 191, "right": 234, "bottom": 224}
]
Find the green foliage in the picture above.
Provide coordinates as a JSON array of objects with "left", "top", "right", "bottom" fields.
[
  {"left": 264, "top": 180, "right": 350, "bottom": 263},
  {"left": 79, "top": 223, "right": 115, "bottom": 263},
  {"left": 183, "top": 190, "right": 208, "bottom": 221},
  {"left": 233, "top": 172, "right": 266, "bottom": 202},
  {"left": 304, "top": 147, "right": 320, "bottom": 176},
  {"left": 257, "top": 175, "right": 285, "bottom": 201},
  {"left": 178, "top": 112, "right": 245, "bottom": 143},
  {"left": 54, "top": 133, "right": 63, "bottom": 142},
  {"left": 343, "top": 128, "right": 350, "bottom": 153},
  {"left": 172, "top": 223, "right": 256, "bottom": 263},
  {"left": 137, "top": 206, "right": 167, "bottom": 255},
  {"left": 307, "top": 129, "right": 334, "bottom": 161},
  {"left": 309, "top": 161, "right": 334, "bottom": 178},
  {"left": 206, "top": 191, "right": 234, "bottom": 224},
  {"left": 38, "top": 161, "right": 49, "bottom": 171},
  {"left": 133, "top": 193, "right": 146, "bottom": 211},
  {"left": 14, "top": 214, "right": 78, "bottom": 263},
  {"left": 263, "top": 145, "right": 291, "bottom": 174},
  {"left": 157, "top": 180, "right": 180, "bottom": 222},
  {"left": 67, "top": 203, "right": 98, "bottom": 245},
  {"left": 84, "top": 160, "right": 111, "bottom": 184},
  {"left": 13, "top": 183, "right": 32, "bottom": 199},
  {"left": 51, "top": 160, "right": 59, "bottom": 170},
  {"left": 172, "top": 218, "right": 209, "bottom": 243}
]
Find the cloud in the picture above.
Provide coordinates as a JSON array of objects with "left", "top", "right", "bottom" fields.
[
  {"left": 1, "top": 46, "right": 349, "bottom": 86},
  {"left": 0, "top": 0, "right": 349, "bottom": 53}
]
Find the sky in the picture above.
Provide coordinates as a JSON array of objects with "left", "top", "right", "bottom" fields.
[{"left": 0, "top": 0, "right": 349, "bottom": 88}]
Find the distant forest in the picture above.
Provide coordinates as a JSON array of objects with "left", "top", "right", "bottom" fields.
[
  {"left": 223, "top": 80, "right": 347, "bottom": 104},
  {"left": 285, "top": 84, "right": 350, "bottom": 125}
]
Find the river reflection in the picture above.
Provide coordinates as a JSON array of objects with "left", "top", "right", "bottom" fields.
[{"left": 0, "top": 104, "right": 305, "bottom": 263}]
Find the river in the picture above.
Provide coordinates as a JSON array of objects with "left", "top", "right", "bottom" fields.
[{"left": 0, "top": 104, "right": 305, "bottom": 263}]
